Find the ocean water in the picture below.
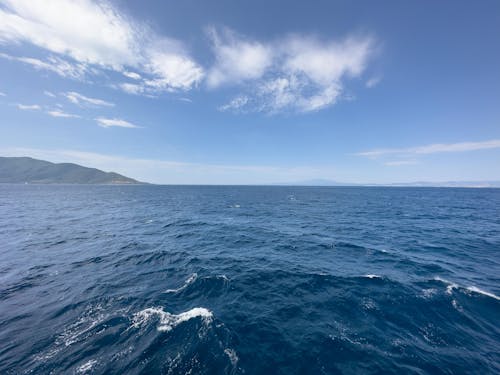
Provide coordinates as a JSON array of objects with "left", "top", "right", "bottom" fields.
[{"left": 1, "top": 185, "right": 499, "bottom": 374}]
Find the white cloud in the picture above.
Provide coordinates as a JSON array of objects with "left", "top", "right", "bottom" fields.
[
  {"left": 208, "top": 28, "right": 375, "bottom": 113},
  {"left": 0, "top": 52, "right": 90, "bottom": 79},
  {"left": 207, "top": 27, "right": 273, "bottom": 87},
  {"left": 63, "top": 91, "right": 114, "bottom": 107},
  {"left": 95, "top": 117, "right": 139, "bottom": 128},
  {"left": 384, "top": 160, "right": 419, "bottom": 166},
  {"left": 46, "top": 109, "right": 80, "bottom": 118},
  {"left": 357, "top": 139, "right": 500, "bottom": 158},
  {"left": 0, "top": 0, "right": 204, "bottom": 93},
  {"left": 0, "top": 91, "right": 6, "bottom": 96},
  {"left": 118, "top": 83, "right": 145, "bottom": 95},
  {"left": 283, "top": 35, "right": 372, "bottom": 84},
  {"left": 16, "top": 103, "right": 41, "bottom": 110},
  {"left": 122, "top": 71, "right": 142, "bottom": 80},
  {"left": 366, "top": 76, "right": 381, "bottom": 88},
  {"left": 218, "top": 95, "right": 249, "bottom": 112},
  {"left": 144, "top": 50, "right": 204, "bottom": 91},
  {"left": 44, "top": 90, "right": 56, "bottom": 97}
]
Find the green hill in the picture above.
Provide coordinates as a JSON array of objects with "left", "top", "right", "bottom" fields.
[{"left": 0, "top": 156, "right": 143, "bottom": 184}]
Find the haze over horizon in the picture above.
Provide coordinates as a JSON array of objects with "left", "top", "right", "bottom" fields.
[{"left": 1, "top": 0, "right": 499, "bottom": 184}]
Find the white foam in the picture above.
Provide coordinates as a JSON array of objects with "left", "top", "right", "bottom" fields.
[
  {"left": 164, "top": 273, "right": 198, "bottom": 293},
  {"left": 434, "top": 277, "right": 499, "bottom": 301},
  {"left": 363, "top": 274, "right": 381, "bottom": 279},
  {"left": 433, "top": 276, "right": 458, "bottom": 294},
  {"left": 57, "top": 304, "right": 110, "bottom": 347},
  {"left": 466, "top": 286, "right": 500, "bottom": 301},
  {"left": 224, "top": 348, "right": 239, "bottom": 366},
  {"left": 216, "top": 274, "right": 230, "bottom": 282},
  {"left": 421, "top": 288, "right": 438, "bottom": 299},
  {"left": 451, "top": 299, "right": 463, "bottom": 312},
  {"left": 76, "top": 359, "right": 97, "bottom": 373},
  {"left": 131, "top": 306, "right": 213, "bottom": 332}
]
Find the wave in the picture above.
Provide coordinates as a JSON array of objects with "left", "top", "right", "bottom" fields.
[
  {"left": 224, "top": 348, "right": 239, "bottom": 366},
  {"left": 466, "top": 286, "right": 500, "bottom": 301},
  {"left": 433, "top": 277, "right": 499, "bottom": 301},
  {"left": 76, "top": 359, "right": 98, "bottom": 373},
  {"left": 433, "top": 276, "right": 458, "bottom": 294},
  {"left": 131, "top": 306, "right": 213, "bottom": 332},
  {"left": 164, "top": 273, "right": 198, "bottom": 293}
]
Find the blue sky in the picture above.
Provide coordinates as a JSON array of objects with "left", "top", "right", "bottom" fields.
[{"left": 0, "top": 0, "right": 499, "bottom": 184}]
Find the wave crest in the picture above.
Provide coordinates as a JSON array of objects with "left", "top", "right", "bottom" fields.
[{"left": 131, "top": 306, "right": 213, "bottom": 332}]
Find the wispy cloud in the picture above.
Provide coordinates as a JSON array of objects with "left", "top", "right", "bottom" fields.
[
  {"left": 16, "top": 103, "right": 41, "bottom": 110},
  {"left": 366, "top": 76, "right": 381, "bottom": 88},
  {"left": 218, "top": 95, "right": 249, "bottom": 112},
  {"left": 95, "top": 117, "right": 140, "bottom": 128},
  {"left": 0, "top": 0, "right": 203, "bottom": 93},
  {"left": 0, "top": 91, "right": 6, "bottom": 96},
  {"left": 357, "top": 139, "right": 500, "bottom": 158},
  {"left": 44, "top": 90, "right": 56, "bottom": 97},
  {"left": 0, "top": 52, "right": 90, "bottom": 80},
  {"left": 207, "top": 27, "right": 273, "bottom": 88},
  {"left": 384, "top": 160, "right": 419, "bottom": 166},
  {"left": 46, "top": 110, "right": 81, "bottom": 118},
  {"left": 118, "top": 83, "right": 146, "bottom": 95},
  {"left": 122, "top": 71, "right": 142, "bottom": 80},
  {"left": 63, "top": 91, "right": 114, "bottom": 107},
  {"left": 208, "top": 27, "right": 376, "bottom": 113}
]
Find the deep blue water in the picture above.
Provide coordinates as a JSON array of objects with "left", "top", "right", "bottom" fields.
[{"left": 1, "top": 185, "right": 499, "bottom": 374}]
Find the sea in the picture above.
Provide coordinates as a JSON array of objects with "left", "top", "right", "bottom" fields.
[{"left": 0, "top": 185, "right": 499, "bottom": 374}]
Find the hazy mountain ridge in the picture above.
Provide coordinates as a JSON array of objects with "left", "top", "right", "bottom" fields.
[
  {"left": 0, "top": 157, "right": 143, "bottom": 184},
  {"left": 274, "top": 179, "right": 500, "bottom": 188}
]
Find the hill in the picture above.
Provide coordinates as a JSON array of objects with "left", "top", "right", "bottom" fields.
[{"left": 0, "top": 156, "right": 143, "bottom": 184}]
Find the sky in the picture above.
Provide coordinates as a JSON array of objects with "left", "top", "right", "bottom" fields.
[{"left": 0, "top": 0, "right": 499, "bottom": 184}]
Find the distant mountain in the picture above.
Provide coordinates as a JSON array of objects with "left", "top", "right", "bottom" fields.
[
  {"left": 274, "top": 179, "right": 500, "bottom": 188},
  {"left": 273, "top": 179, "right": 357, "bottom": 186},
  {"left": 0, "top": 156, "right": 144, "bottom": 184},
  {"left": 383, "top": 181, "right": 500, "bottom": 188}
]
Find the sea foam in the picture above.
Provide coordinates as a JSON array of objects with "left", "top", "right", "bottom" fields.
[
  {"left": 164, "top": 273, "right": 198, "bottom": 293},
  {"left": 434, "top": 277, "right": 499, "bottom": 300},
  {"left": 131, "top": 306, "right": 213, "bottom": 332},
  {"left": 466, "top": 286, "right": 500, "bottom": 301}
]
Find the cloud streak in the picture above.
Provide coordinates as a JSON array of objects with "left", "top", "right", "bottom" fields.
[
  {"left": 0, "top": 52, "right": 90, "bottom": 79},
  {"left": 357, "top": 139, "right": 500, "bottom": 158},
  {"left": 384, "top": 160, "right": 419, "bottom": 166},
  {"left": 16, "top": 103, "right": 41, "bottom": 110},
  {"left": 63, "top": 91, "right": 114, "bottom": 107},
  {"left": 95, "top": 117, "right": 140, "bottom": 128},
  {"left": 46, "top": 109, "right": 81, "bottom": 118}
]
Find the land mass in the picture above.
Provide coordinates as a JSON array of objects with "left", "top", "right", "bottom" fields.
[{"left": 0, "top": 156, "right": 143, "bottom": 184}]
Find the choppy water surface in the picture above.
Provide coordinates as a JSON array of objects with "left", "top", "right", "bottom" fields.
[{"left": 1, "top": 185, "right": 499, "bottom": 374}]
